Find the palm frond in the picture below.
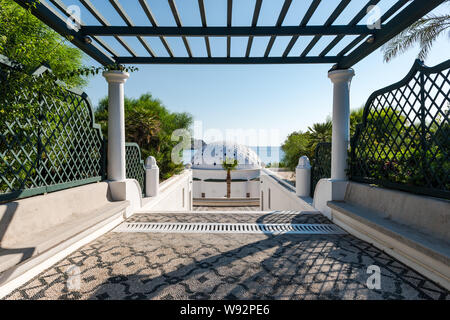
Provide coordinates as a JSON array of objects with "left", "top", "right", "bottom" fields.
[
  {"left": 383, "top": 14, "right": 450, "bottom": 62},
  {"left": 222, "top": 157, "right": 238, "bottom": 170}
]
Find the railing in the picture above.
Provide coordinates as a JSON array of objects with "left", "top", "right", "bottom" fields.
[
  {"left": 310, "top": 142, "right": 331, "bottom": 197},
  {"left": 350, "top": 59, "right": 450, "bottom": 200},
  {"left": 0, "top": 57, "right": 106, "bottom": 202},
  {"left": 125, "top": 142, "right": 145, "bottom": 194}
]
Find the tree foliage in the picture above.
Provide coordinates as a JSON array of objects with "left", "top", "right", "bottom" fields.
[
  {"left": 0, "top": 0, "right": 85, "bottom": 87},
  {"left": 307, "top": 120, "right": 332, "bottom": 152},
  {"left": 281, "top": 131, "right": 312, "bottom": 171},
  {"left": 0, "top": 0, "right": 137, "bottom": 107},
  {"left": 283, "top": 100, "right": 449, "bottom": 193},
  {"left": 0, "top": 0, "right": 89, "bottom": 123},
  {"left": 96, "top": 93, "right": 193, "bottom": 180},
  {"left": 383, "top": 1, "right": 450, "bottom": 62},
  {"left": 351, "top": 106, "right": 449, "bottom": 191},
  {"left": 281, "top": 107, "right": 364, "bottom": 171},
  {"left": 0, "top": 1, "right": 147, "bottom": 198}
]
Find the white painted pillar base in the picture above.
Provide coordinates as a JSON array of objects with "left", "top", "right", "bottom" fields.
[
  {"left": 328, "top": 68, "right": 355, "bottom": 181},
  {"left": 296, "top": 156, "right": 311, "bottom": 197},
  {"left": 103, "top": 70, "right": 129, "bottom": 181},
  {"left": 145, "top": 156, "right": 159, "bottom": 197},
  {"left": 312, "top": 178, "right": 349, "bottom": 218},
  {"left": 109, "top": 179, "right": 142, "bottom": 217}
]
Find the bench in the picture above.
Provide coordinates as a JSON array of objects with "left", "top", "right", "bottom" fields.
[
  {"left": 327, "top": 182, "right": 450, "bottom": 289},
  {"left": 0, "top": 182, "right": 129, "bottom": 285}
]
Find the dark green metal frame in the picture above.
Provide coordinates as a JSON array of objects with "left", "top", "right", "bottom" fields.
[
  {"left": 125, "top": 142, "right": 145, "bottom": 195},
  {"left": 13, "top": 0, "right": 445, "bottom": 67},
  {"left": 310, "top": 142, "right": 331, "bottom": 197},
  {"left": 350, "top": 59, "right": 450, "bottom": 200},
  {"left": 0, "top": 56, "right": 106, "bottom": 202}
]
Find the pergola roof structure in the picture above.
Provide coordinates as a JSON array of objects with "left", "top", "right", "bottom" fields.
[{"left": 15, "top": 0, "right": 445, "bottom": 69}]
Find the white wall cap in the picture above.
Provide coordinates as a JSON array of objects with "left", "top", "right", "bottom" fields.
[
  {"left": 296, "top": 156, "right": 311, "bottom": 169},
  {"left": 145, "top": 156, "right": 158, "bottom": 169}
]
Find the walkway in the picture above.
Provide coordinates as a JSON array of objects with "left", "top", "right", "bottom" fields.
[{"left": 3, "top": 211, "right": 448, "bottom": 300}]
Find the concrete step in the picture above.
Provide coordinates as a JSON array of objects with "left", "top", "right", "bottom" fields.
[{"left": 193, "top": 198, "right": 260, "bottom": 207}]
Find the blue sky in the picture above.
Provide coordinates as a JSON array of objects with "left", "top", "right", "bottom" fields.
[{"left": 62, "top": 0, "right": 450, "bottom": 145}]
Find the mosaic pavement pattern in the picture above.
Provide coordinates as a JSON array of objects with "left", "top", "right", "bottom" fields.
[
  {"left": 127, "top": 212, "right": 331, "bottom": 224},
  {"left": 4, "top": 212, "right": 449, "bottom": 300}
]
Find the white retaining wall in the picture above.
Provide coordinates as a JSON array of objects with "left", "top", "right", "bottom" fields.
[
  {"left": 139, "top": 170, "right": 193, "bottom": 212},
  {"left": 192, "top": 168, "right": 260, "bottom": 199},
  {"left": 260, "top": 169, "right": 317, "bottom": 212},
  {"left": 193, "top": 181, "right": 260, "bottom": 198}
]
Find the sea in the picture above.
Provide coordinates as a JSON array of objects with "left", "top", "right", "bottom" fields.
[{"left": 182, "top": 146, "right": 284, "bottom": 166}]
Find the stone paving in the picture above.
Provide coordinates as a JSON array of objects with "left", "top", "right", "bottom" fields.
[
  {"left": 4, "top": 211, "right": 449, "bottom": 300},
  {"left": 127, "top": 211, "right": 331, "bottom": 224}
]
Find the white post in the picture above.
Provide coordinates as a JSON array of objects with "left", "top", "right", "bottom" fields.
[
  {"left": 296, "top": 156, "right": 311, "bottom": 197},
  {"left": 103, "top": 70, "right": 129, "bottom": 181},
  {"left": 328, "top": 68, "right": 355, "bottom": 181},
  {"left": 145, "top": 156, "right": 159, "bottom": 197}
]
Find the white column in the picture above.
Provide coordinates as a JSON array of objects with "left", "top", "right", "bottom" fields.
[
  {"left": 103, "top": 70, "right": 129, "bottom": 181},
  {"left": 328, "top": 68, "right": 355, "bottom": 181},
  {"left": 145, "top": 156, "right": 159, "bottom": 197},
  {"left": 296, "top": 156, "right": 311, "bottom": 197}
]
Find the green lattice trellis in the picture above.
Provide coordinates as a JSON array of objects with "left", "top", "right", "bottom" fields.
[
  {"left": 0, "top": 59, "right": 106, "bottom": 202},
  {"left": 350, "top": 59, "right": 450, "bottom": 200},
  {"left": 125, "top": 142, "right": 145, "bottom": 194},
  {"left": 310, "top": 142, "right": 331, "bottom": 197}
]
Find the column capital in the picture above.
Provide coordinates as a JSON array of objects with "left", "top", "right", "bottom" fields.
[
  {"left": 328, "top": 68, "right": 355, "bottom": 84},
  {"left": 103, "top": 70, "right": 130, "bottom": 83}
]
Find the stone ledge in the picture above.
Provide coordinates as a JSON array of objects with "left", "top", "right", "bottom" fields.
[
  {"left": 328, "top": 200, "right": 450, "bottom": 290},
  {"left": 0, "top": 200, "right": 129, "bottom": 280},
  {"left": 328, "top": 201, "right": 450, "bottom": 264},
  {"left": 342, "top": 182, "right": 449, "bottom": 241}
]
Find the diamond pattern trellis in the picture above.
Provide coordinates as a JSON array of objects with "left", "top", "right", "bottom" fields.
[
  {"left": 350, "top": 59, "right": 450, "bottom": 200},
  {"left": 0, "top": 63, "right": 106, "bottom": 202},
  {"left": 125, "top": 143, "right": 145, "bottom": 195},
  {"left": 310, "top": 142, "right": 331, "bottom": 197}
]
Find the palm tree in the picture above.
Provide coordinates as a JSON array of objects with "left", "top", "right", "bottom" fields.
[
  {"left": 383, "top": 2, "right": 450, "bottom": 62},
  {"left": 307, "top": 120, "right": 332, "bottom": 151},
  {"left": 222, "top": 157, "right": 238, "bottom": 199},
  {"left": 125, "top": 108, "right": 160, "bottom": 147}
]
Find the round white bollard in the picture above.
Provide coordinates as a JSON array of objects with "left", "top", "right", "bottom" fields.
[
  {"left": 296, "top": 156, "right": 311, "bottom": 197},
  {"left": 145, "top": 156, "right": 159, "bottom": 197}
]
